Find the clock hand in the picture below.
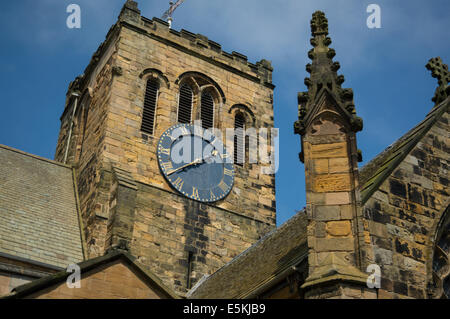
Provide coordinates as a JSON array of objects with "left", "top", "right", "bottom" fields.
[
  {"left": 166, "top": 150, "right": 220, "bottom": 175},
  {"left": 167, "top": 158, "right": 202, "bottom": 176}
]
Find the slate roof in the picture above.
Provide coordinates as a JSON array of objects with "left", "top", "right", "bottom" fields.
[
  {"left": 188, "top": 210, "right": 308, "bottom": 299},
  {"left": 0, "top": 145, "right": 84, "bottom": 269},
  {"left": 359, "top": 97, "right": 449, "bottom": 204},
  {"left": 3, "top": 249, "right": 179, "bottom": 299}
]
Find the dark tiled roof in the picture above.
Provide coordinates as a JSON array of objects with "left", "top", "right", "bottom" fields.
[
  {"left": 0, "top": 145, "right": 84, "bottom": 268},
  {"left": 188, "top": 210, "right": 308, "bottom": 299},
  {"left": 3, "top": 249, "right": 180, "bottom": 299},
  {"left": 359, "top": 98, "right": 449, "bottom": 204}
]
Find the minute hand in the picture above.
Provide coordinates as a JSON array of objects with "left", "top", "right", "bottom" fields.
[{"left": 167, "top": 158, "right": 202, "bottom": 176}]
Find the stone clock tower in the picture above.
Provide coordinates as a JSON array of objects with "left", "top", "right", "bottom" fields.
[{"left": 54, "top": 1, "right": 276, "bottom": 295}]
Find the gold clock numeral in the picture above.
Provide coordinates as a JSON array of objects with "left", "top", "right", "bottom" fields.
[
  {"left": 192, "top": 187, "right": 199, "bottom": 199},
  {"left": 224, "top": 168, "right": 233, "bottom": 176},
  {"left": 218, "top": 180, "right": 228, "bottom": 192},
  {"left": 210, "top": 190, "right": 215, "bottom": 200},
  {"left": 160, "top": 147, "right": 171, "bottom": 156},
  {"left": 172, "top": 177, "right": 184, "bottom": 190},
  {"left": 161, "top": 161, "right": 173, "bottom": 171}
]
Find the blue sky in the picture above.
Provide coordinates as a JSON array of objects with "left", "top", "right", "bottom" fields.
[{"left": 0, "top": 0, "right": 448, "bottom": 226}]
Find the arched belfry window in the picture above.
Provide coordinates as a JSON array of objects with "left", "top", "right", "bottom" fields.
[
  {"left": 141, "top": 78, "right": 159, "bottom": 135},
  {"left": 175, "top": 72, "right": 225, "bottom": 126},
  {"left": 178, "top": 84, "right": 193, "bottom": 124},
  {"left": 234, "top": 113, "right": 245, "bottom": 166},
  {"left": 201, "top": 91, "right": 214, "bottom": 129}
]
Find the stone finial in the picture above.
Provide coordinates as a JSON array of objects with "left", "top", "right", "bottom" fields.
[
  {"left": 426, "top": 57, "right": 450, "bottom": 105},
  {"left": 311, "top": 11, "right": 328, "bottom": 36},
  {"left": 294, "top": 11, "right": 363, "bottom": 137}
]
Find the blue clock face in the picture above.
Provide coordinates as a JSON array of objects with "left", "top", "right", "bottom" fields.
[{"left": 157, "top": 124, "right": 235, "bottom": 202}]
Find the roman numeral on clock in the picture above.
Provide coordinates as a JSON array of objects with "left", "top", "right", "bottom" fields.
[
  {"left": 172, "top": 177, "right": 184, "bottom": 190},
  {"left": 192, "top": 187, "right": 199, "bottom": 199},
  {"left": 160, "top": 147, "right": 170, "bottom": 156},
  {"left": 224, "top": 168, "right": 233, "bottom": 176},
  {"left": 218, "top": 180, "right": 228, "bottom": 192},
  {"left": 161, "top": 161, "right": 173, "bottom": 171}
]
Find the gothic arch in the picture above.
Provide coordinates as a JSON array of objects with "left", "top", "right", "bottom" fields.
[
  {"left": 175, "top": 71, "right": 225, "bottom": 128},
  {"left": 228, "top": 103, "right": 256, "bottom": 126},
  {"left": 175, "top": 71, "right": 225, "bottom": 104},
  {"left": 308, "top": 110, "right": 347, "bottom": 136},
  {"left": 139, "top": 68, "right": 170, "bottom": 89}
]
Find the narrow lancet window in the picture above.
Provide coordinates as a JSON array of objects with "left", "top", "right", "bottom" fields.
[
  {"left": 141, "top": 79, "right": 159, "bottom": 135},
  {"left": 178, "top": 84, "right": 193, "bottom": 124}
]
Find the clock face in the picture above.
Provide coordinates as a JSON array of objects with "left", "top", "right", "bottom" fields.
[{"left": 157, "top": 124, "right": 235, "bottom": 202}]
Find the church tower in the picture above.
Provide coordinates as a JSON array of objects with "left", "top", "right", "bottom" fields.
[{"left": 54, "top": 0, "right": 276, "bottom": 295}]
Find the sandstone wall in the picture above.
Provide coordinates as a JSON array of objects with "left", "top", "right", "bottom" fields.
[{"left": 363, "top": 111, "right": 449, "bottom": 298}]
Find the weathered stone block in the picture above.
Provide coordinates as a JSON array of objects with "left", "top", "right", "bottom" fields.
[
  {"left": 326, "top": 221, "right": 351, "bottom": 237},
  {"left": 310, "top": 142, "right": 347, "bottom": 159},
  {"left": 329, "top": 158, "right": 350, "bottom": 173},
  {"left": 325, "top": 192, "right": 350, "bottom": 205},
  {"left": 314, "top": 205, "right": 340, "bottom": 221},
  {"left": 313, "top": 173, "right": 351, "bottom": 192},
  {"left": 315, "top": 237, "right": 354, "bottom": 252},
  {"left": 313, "top": 158, "right": 329, "bottom": 174}
]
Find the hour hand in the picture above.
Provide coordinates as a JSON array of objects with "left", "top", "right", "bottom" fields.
[{"left": 167, "top": 158, "right": 202, "bottom": 175}]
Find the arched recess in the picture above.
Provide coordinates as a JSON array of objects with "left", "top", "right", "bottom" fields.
[
  {"left": 308, "top": 110, "right": 348, "bottom": 136},
  {"left": 175, "top": 71, "right": 225, "bottom": 128},
  {"left": 429, "top": 202, "right": 450, "bottom": 299}
]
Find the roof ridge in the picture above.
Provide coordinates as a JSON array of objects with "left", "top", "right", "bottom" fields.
[
  {"left": 359, "top": 97, "right": 449, "bottom": 203},
  {"left": 0, "top": 144, "right": 71, "bottom": 169}
]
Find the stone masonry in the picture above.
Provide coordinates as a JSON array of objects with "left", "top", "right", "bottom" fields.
[{"left": 363, "top": 110, "right": 449, "bottom": 298}]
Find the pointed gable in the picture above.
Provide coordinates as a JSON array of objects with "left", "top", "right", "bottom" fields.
[
  {"left": 4, "top": 250, "right": 179, "bottom": 299},
  {"left": 360, "top": 98, "right": 449, "bottom": 204}
]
